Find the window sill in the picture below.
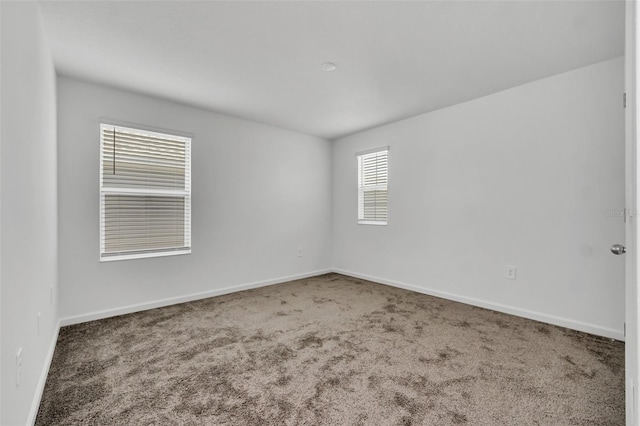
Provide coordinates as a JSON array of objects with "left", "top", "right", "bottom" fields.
[
  {"left": 358, "top": 221, "right": 387, "bottom": 226},
  {"left": 100, "top": 249, "right": 191, "bottom": 262}
]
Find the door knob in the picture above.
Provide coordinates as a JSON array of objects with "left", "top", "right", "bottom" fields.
[{"left": 610, "top": 244, "right": 626, "bottom": 255}]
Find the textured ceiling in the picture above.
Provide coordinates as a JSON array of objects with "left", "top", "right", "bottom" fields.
[{"left": 39, "top": 1, "right": 624, "bottom": 140}]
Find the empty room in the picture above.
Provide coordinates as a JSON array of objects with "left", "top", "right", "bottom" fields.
[{"left": 2, "top": 0, "right": 638, "bottom": 425}]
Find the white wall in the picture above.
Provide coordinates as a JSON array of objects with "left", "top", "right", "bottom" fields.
[
  {"left": 333, "top": 57, "right": 625, "bottom": 339},
  {"left": 1, "top": 3, "right": 59, "bottom": 425},
  {"left": 57, "top": 77, "right": 332, "bottom": 321}
]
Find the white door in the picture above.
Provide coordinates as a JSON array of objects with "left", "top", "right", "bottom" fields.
[{"left": 625, "top": 1, "right": 638, "bottom": 424}]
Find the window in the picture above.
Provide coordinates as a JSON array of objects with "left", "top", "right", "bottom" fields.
[
  {"left": 99, "top": 124, "right": 191, "bottom": 261},
  {"left": 357, "top": 147, "right": 389, "bottom": 225}
]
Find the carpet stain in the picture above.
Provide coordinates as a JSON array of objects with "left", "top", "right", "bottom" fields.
[
  {"left": 399, "top": 415, "right": 414, "bottom": 425},
  {"left": 298, "top": 332, "right": 325, "bottom": 349},
  {"left": 450, "top": 410, "right": 468, "bottom": 424},
  {"left": 393, "top": 392, "right": 420, "bottom": 415},
  {"left": 536, "top": 325, "right": 550, "bottom": 334},
  {"left": 275, "top": 375, "right": 293, "bottom": 386},
  {"left": 259, "top": 343, "right": 295, "bottom": 365},
  {"left": 419, "top": 347, "right": 461, "bottom": 365},
  {"left": 383, "top": 323, "right": 405, "bottom": 334},
  {"left": 36, "top": 273, "right": 625, "bottom": 425},
  {"left": 491, "top": 318, "right": 512, "bottom": 329}
]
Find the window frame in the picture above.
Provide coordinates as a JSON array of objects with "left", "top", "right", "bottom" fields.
[
  {"left": 356, "top": 146, "right": 389, "bottom": 226},
  {"left": 99, "top": 122, "right": 192, "bottom": 262}
]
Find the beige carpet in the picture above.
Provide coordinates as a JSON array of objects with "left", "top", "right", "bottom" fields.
[{"left": 36, "top": 273, "right": 624, "bottom": 425}]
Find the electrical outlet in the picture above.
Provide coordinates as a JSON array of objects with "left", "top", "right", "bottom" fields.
[
  {"left": 16, "top": 348, "right": 23, "bottom": 387},
  {"left": 506, "top": 265, "right": 517, "bottom": 280},
  {"left": 297, "top": 247, "right": 303, "bottom": 258},
  {"left": 37, "top": 312, "right": 41, "bottom": 336}
]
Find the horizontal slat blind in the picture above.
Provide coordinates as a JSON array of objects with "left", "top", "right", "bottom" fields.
[
  {"left": 100, "top": 124, "right": 191, "bottom": 259},
  {"left": 357, "top": 148, "right": 388, "bottom": 224},
  {"left": 102, "top": 195, "right": 187, "bottom": 253},
  {"left": 101, "top": 127, "right": 186, "bottom": 189}
]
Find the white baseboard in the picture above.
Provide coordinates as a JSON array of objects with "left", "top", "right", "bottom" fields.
[
  {"left": 59, "top": 266, "right": 624, "bottom": 339},
  {"left": 60, "top": 269, "right": 332, "bottom": 327},
  {"left": 27, "top": 319, "right": 61, "bottom": 426},
  {"left": 333, "top": 268, "right": 625, "bottom": 341}
]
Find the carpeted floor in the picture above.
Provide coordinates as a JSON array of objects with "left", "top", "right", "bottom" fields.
[{"left": 36, "top": 273, "right": 624, "bottom": 425}]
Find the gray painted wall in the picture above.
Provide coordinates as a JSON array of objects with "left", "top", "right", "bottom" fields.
[
  {"left": 57, "top": 77, "right": 333, "bottom": 321},
  {"left": 1, "top": 3, "right": 59, "bottom": 425},
  {"left": 332, "top": 57, "right": 625, "bottom": 339}
]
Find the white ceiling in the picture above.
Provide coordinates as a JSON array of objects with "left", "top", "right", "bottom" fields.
[{"left": 38, "top": 1, "right": 624, "bottom": 140}]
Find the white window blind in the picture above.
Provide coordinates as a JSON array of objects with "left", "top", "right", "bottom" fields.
[
  {"left": 99, "top": 124, "right": 191, "bottom": 261},
  {"left": 357, "top": 147, "right": 388, "bottom": 225}
]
